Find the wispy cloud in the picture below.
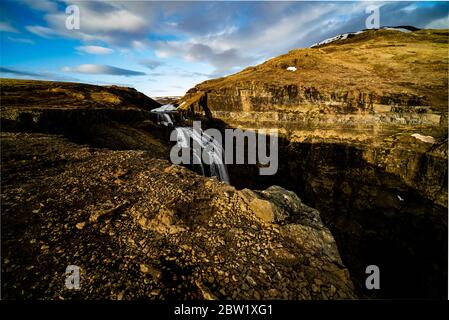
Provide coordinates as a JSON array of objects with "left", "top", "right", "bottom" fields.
[
  {"left": 25, "top": 25, "right": 57, "bottom": 38},
  {"left": 147, "top": 72, "right": 165, "bottom": 77},
  {"left": 426, "top": 16, "right": 449, "bottom": 29},
  {"left": 0, "top": 67, "right": 42, "bottom": 77},
  {"left": 23, "top": 1, "right": 155, "bottom": 46},
  {"left": 76, "top": 45, "right": 113, "bottom": 55},
  {"left": 7, "top": 37, "right": 35, "bottom": 45},
  {"left": 156, "top": 42, "right": 256, "bottom": 76},
  {"left": 140, "top": 59, "right": 164, "bottom": 70},
  {"left": 0, "top": 66, "right": 80, "bottom": 82},
  {"left": 18, "top": 0, "right": 58, "bottom": 13},
  {"left": 62, "top": 64, "right": 146, "bottom": 76},
  {"left": 177, "top": 70, "right": 211, "bottom": 78},
  {"left": 0, "top": 22, "right": 19, "bottom": 33}
]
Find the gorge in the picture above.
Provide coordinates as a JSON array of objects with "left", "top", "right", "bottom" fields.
[
  {"left": 1, "top": 78, "right": 357, "bottom": 300},
  {"left": 175, "top": 28, "right": 448, "bottom": 298},
  {"left": 1, "top": 27, "right": 447, "bottom": 300}
]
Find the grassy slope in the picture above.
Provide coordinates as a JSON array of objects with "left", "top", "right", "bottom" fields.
[{"left": 185, "top": 29, "right": 448, "bottom": 112}]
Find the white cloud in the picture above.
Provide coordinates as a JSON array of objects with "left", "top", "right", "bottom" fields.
[
  {"left": 140, "top": 59, "right": 164, "bottom": 70},
  {"left": 26, "top": 25, "right": 57, "bottom": 38},
  {"left": 426, "top": 16, "right": 449, "bottom": 29},
  {"left": 7, "top": 37, "right": 35, "bottom": 45},
  {"left": 24, "top": 1, "right": 154, "bottom": 46},
  {"left": 62, "top": 64, "right": 146, "bottom": 76},
  {"left": 152, "top": 2, "right": 372, "bottom": 75},
  {"left": 401, "top": 4, "right": 419, "bottom": 13},
  {"left": 0, "top": 66, "right": 42, "bottom": 77},
  {"left": 76, "top": 45, "right": 113, "bottom": 55},
  {"left": 18, "top": 0, "right": 58, "bottom": 12},
  {"left": 80, "top": 8, "right": 147, "bottom": 33},
  {"left": 155, "top": 41, "right": 255, "bottom": 76},
  {"left": 0, "top": 22, "right": 19, "bottom": 33},
  {"left": 0, "top": 66, "right": 80, "bottom": 82}
]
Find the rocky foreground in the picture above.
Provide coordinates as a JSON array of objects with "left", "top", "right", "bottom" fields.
[{"left": 0, "top": 80, "right": 355, "bottom": 300}]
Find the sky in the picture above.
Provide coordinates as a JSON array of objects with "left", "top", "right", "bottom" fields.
[{"left": 0, "top": 0, "right": 448, "bottom": 97}]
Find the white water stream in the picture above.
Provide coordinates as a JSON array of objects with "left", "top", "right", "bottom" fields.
[{"left": 152, "top": 105, "right": 229, "bottom": 183}]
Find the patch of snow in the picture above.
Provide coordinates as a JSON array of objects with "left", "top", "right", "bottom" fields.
[
  {"left": 383, "top": 27, "right": 412, "bottom": 33},
  {"left": 310, "top": 32, "right": 353, "bottom": 47},
  {"left": 151, "top": 104, "right": 177, "bottom": 113},
  {"left": 310, "top": 26, "right": 414, "bottom": 48},
  {"left": 286, "top": 66, "right": 297, "bottom": 72},
  {"left": 411, "top": 133, "right": 435, "bottom": 144},
  {"left": 397, "top": 195, "right": 404, "bottom": 201}
]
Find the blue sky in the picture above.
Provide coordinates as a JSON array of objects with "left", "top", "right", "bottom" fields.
[{"left": 1, "top": 1, "right": 448, "bottom": 97}]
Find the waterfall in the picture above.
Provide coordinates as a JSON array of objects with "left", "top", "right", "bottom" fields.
[
  {"left": 151, "top": 104, "right": 175, "bottom": 126},
  {"left": 174, "top": 127, "right": 230, "bottom": 184},
  {"left": 156, "top": 112, "right": 173, "bottom": 125},
  {"left": 152, "top": 104, "right": 229, "bottom": 183}
]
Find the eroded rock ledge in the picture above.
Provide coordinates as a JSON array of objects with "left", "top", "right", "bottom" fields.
[{"left": 1, "top": 132, "right": 355, "bottom": 299}]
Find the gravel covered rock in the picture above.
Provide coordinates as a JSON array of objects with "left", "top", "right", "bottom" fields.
[{"left": 1, "top": 132, "right": 355, "bottom": 300}]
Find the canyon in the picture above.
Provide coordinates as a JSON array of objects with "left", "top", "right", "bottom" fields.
[
  {"left": 0, "top": 79, "right": 354, "bottom": 300},
  {"left": 178, "top": 28, "right": 448, "bottom": 298},
  {"left": 1, "top": 28, "right": 447, "bottom": 300}
]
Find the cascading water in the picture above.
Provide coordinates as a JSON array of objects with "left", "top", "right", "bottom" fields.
[
  {"left": 152, "top": 104, "right": 230, "bottom": 183},
  {"left": 156, "top": 113, "right": 173, "bottom": 126},
  {"left": 175, "top": 127, "right": 230, "bottom": 183},
  {"left": 151, "top": 104, "right": 176, "bottom": 126}
]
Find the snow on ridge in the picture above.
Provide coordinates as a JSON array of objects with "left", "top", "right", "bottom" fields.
[
  {"left": 383, "top": 27, "right": 412, "bottom": 33},
  {"left": 310, "top": 26, "right": 414, "bottom": 48},
  {"left": 286, "top": 66, "right": 297, "bottom": 71},
  {"left": 310, "top": 33, "right": 352, "bottom": 48}
]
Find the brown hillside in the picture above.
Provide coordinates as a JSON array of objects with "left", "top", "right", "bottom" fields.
[{"left": 181, "top": 29, "right": 448, "bottom": 113}]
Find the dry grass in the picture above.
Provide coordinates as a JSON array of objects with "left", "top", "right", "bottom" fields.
[{"left": 185, "top": 29, "right": 448, "bottom": 112}]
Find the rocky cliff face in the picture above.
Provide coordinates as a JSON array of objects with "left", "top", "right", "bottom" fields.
[
  {"left": 179, "top": 29, "right": 448, "bottom": 298},
  {"left": 0, "top": 78, "right": 168, "bottom": 152},
  {"left": 0, "top": 79, "right": 354, "bottom": 299}
]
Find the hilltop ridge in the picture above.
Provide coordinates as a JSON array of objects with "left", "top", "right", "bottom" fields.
[
  {"left": 0, "top": 78, "right": 161, "bottom": 111},
  {"left": 180, "top": 29, "right": 448, "bottom": 115}
]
